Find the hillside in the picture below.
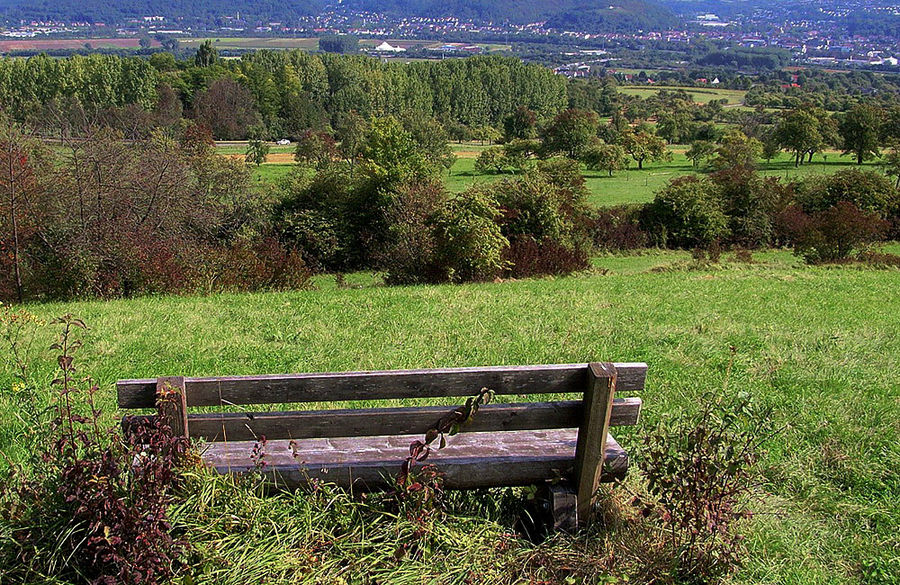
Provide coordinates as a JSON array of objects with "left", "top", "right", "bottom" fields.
[
  {"left": 1, "top": 250, "right": 897, "bottom": 582},
  {"left": 0, "top": 0, "right": 677, "bottom": 32}
]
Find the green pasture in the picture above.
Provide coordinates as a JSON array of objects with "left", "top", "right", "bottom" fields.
[
  {"left": 0, "top": 248, "right": 897, "bottom": 583},
  {"left": 447, "top": 148, "right": 886, "bottom": 207},
  {"left": 617, "top": 85, "right": 747, "bottom": 105}
]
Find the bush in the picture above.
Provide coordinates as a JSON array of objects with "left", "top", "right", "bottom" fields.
[
  {"left": 0, "top": 316, "right": 190, "bottom": 584},
  {"left": 491, "top": 166, "right": 593, "bottom": 276},
  {"left": 636, "top": 390, "right": 771, "bottom": 583},
  {"left": 592, "top": 205, "right": 647, "bottom": 251},
  {"left": 641, "top": 176, "right": 730, "bottom": 248},
  {"left": 503, "top": 237, "right": 589, "bottom": 278},
  {"left": 193, "top": 236, "right": 312, "bottom": 292},
  {"left": 779, "top": 201, "right": 889, "bottom": 264},
  {"left": 797, "top": 168, "right": 899, "bottom": 218},
  {"left": 710, "top": 168, "right": 785, "bottom": 248},
  {"left": 376, "top": 180, "right": 448, "bottom": 285},
  {"left": 432, "top": 189, "right": 509, "bottom": 283}
]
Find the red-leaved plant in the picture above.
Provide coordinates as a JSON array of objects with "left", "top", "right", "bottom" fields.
[{"left": 0, "top": 315, "right": 191, "bottom": 584}]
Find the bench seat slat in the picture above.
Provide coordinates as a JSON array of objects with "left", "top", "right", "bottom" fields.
[
  {"left": 117, "top": 362, "right": 647, "bottom": 408},
  {"left": 202, "top": 429, "right": 628, "bottom": 490},
  {"left": 146, "top": 397, "right": 640, "bottom": 442}
]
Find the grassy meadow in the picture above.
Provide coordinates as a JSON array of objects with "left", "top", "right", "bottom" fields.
[
  {"left": 232, "top": 141, "right": 887, "bottom": 207},
  {"left": 617, "top": 85, "right": 747, "bottom": 105},
  {"left": 1, "top": 248, "right": 898, "bottom": 583}
]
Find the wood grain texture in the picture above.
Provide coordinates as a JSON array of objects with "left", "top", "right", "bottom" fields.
[
  {"left": 117, "top": 362, "right": 647, "bottom": 409},
  {"left": 200, "top": 429, "right": 627, "bottom": 490},
  {"left": 574, "top": 362, "right": 617, "bottom": 524},
  {"left": 129, "top": 397, "right": 640, "bottom": 442},
  {"left": 156, "top": 377, "right": 188, "bottom": 438}
]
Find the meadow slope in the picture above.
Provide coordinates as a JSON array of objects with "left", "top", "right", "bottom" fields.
[{"left": 0, "top": 252, "right": 897, "bottom": 583}]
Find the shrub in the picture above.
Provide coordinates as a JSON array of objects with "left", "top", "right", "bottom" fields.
[
  {"left": 432, "top": 189, "right": 509, "bottom": 283},
  {"left": 797, "top": 168, "right": 899, "bottom": 219},
  {"left": 503, "top": 237, "right": 589, "bottom": 278},
  {"left": 377, "top": 180, "right": 448, "bottom": 285},
  {"left": 636, "top": 390, "right": 771, "bottom": 583},
  {"left": 780, "top": 201, "right": 889, "bottom": 264},
  {"left": 0, "top": 316, "right": 190, "bottom": 584},
  {"left": 592, "top": 205, "right": 647, "bottom": 251},
  {"left": 194, "top": 236, "right": 312, "bottom": 292},
  {"left": 641, "top": 176, "right": 730, "bottom": 248}
]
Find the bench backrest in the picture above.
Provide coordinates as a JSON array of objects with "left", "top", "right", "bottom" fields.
[{"left": 117, "top": 362, "right": 646, "bottom": 443}]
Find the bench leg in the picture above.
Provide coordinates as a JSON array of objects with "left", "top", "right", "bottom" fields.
[
  {"left": 574, "top": 362, "right": 617, "bottom": 525},
  {"left": 548, "top": 484, "right": 578, "bottom": 532}
]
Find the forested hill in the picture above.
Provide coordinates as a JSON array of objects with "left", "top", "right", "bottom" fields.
[
  {"left": 345, "top": 1, "right": 676, "bottom": 31},
  {"left": 0, "top": 0, "right": 677, "bottom": 32}
]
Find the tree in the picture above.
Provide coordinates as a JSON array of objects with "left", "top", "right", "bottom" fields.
[
  {"left": 540, "top": 109, "right": 600, "bottom": 159},
  {"left": 685, "top": 141, "right": 716, "bottom": 170},
  {"left": 0, "top": 117, "right": 46, "bottom": 302},
  {"left": 711, "top": 130, "right": 763, "bottom": 171},
  {"left": 502, "top": 105, "right": 537, "bottom": 142},
  {"left": 622, "top": 130, "right": 671, "bottom": 170},
  {"left": 319, "top": 35, "right": 359, "bottom": 54},
  {"left": 192, "top": 79, "right": 261, "bottom": 140},
  {"left": 294, "top": 130, "right": 337, "bottom": 168},
  {"left": 335, "top": 111, "right": 369, "bottom": 170},
  {"left": 839, "top": 104, "right": 882, "bottom": 165},
  {"left": 245, "top": 139, "right": 270, "bottom": 167},
  {"left": 883, "top": 148, "right": 900, "bottom": 188},
  {"left": 775, "top": 109, "right": 822, "bottom": 167},
  {"left": 582, "top": 143, "right": 627, "bottom": 176},
  {"left": 474, "top": 147, "right": 509, "bottom": 175},
  {"left": 194, "top": 40, "right": 218, "bottom": 67}
]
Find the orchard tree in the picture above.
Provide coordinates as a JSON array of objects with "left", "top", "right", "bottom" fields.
[
  {"left": 622, "top": 130, "right": 671, "bottom": 170},
  {"left": 775, "top": 108, "right": 822, "bottom": 167},
  {"left": 711, "top": 130, "right": 763, "bottom": 171},
  {"left": 882, "top": 148, "right": 900, "bottom": 188},
  {"left": 503, "top": 105, "right": 537, "bottom": 142},
  {"left": 540, "top": 108, "right": 600, "bottom": 159},
  {"left": 685, "top": 140, "right": 716, "bottom": 169},
  {"left": 583, "top": 143, "right": 627, "bottom": 176},
  {"left": 839, "top": 104, "right": 883, "bottom": 165},
  {"left": 474, "top": 147, "right": 509, "bottom": 174}
]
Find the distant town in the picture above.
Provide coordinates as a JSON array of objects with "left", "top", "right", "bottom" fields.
[{"left": 0, "top": 1, "right": 898, "bottom": 74}]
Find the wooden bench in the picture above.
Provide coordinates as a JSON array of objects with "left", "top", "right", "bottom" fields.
[{"left": 117, "top": 361, "right": 646, "bottom": 526}]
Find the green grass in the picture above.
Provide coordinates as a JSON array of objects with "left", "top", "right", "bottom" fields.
[
  {"left": 617, "top": 86, "right": 747, "bottom": 105},
  {"left": 0, "top": 249, "right": 897, "bottom": 582},
  {"left": 447, "top": 150, "right": 888, "bottom": 207},
  {"left": 249, "top": 162, "right": 294, "bottom": 184}
]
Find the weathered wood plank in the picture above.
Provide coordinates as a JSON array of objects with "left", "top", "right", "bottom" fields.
[
  {"left": 200, "top": 429, "right": 626, "bottom": 490},
  {"left": 156, "top": 376, "right": 188, "bottom": 438},
  {"left": 117, "top": 363, "right": 647, "bottom": 409},
  {"left": 139, "top": 397, "right": 640, "bottom": 442},
  {"left": 573, "top": 362, "right": 617, "bottom": 525}
]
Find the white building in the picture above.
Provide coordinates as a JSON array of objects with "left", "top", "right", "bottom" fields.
[{"left": 374, "top": 41, "right": 405, "bottom": 53}]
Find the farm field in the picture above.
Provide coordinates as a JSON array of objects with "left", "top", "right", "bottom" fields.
[
  {"left": 180, "top": 37, "right": 510, "bottom": 52},
  {"left": 445, "top": 145, "right": 884, "bottom": 206},
  {"left": 1, "top": 249, "right": 897, "bottom": 583},
  {"left": 617, "top": 85, "right": 747, "bottom": 105},
  {"left": 233, "top": 141, "right": 882, "bottom": 207},
  {"left": 0, "top": 37, "right": 161, "bottom": 52}
]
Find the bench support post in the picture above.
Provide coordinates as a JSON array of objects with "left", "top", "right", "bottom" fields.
[
  {"left": 156, "top": 376, "right": 188, "bottom": 438},
  {"left": 574, "top": 362, "right": 617, "bottom": 525}
]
